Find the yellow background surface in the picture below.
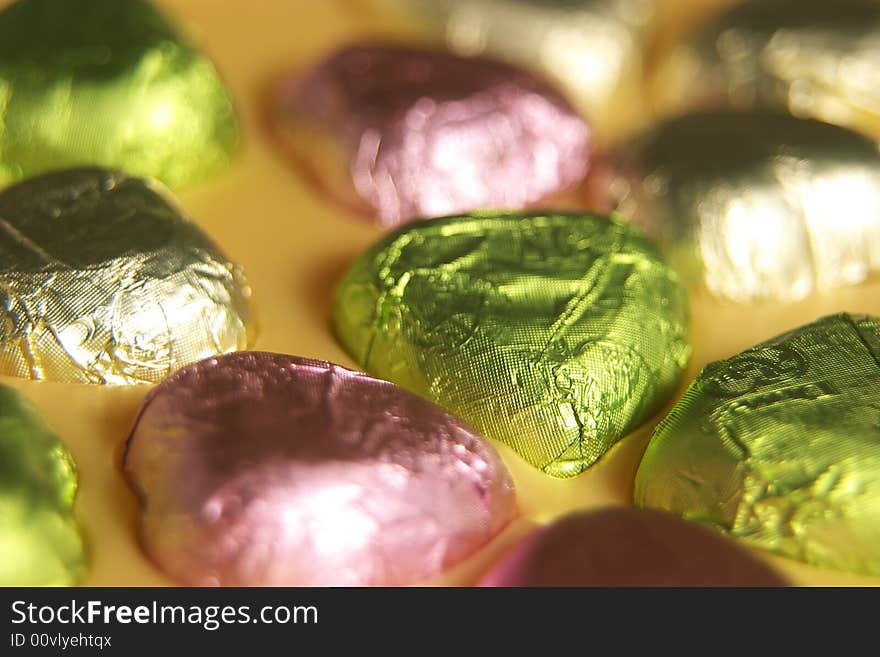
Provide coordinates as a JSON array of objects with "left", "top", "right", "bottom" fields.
[{"left": 4, "top": 0, "right": 879, "bottom": 586}]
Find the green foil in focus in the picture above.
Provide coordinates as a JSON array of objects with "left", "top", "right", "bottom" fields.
[
  {"left": 652, "top": 0, "right": 880, "bottom": 143},
  {"left": 0, "top": 168, "right": 253, "bottom": 384},
  {"left": 333, "top": 212, "right": 691, "bottom": 478},
  {"left": 635, "top": 313, "right": 880, "bottom": 577},
  {"left": 0, "top": 0, "right": 238, "bottom": 189},
  {"left": 600, "top": 110, "right": 880, "bottom": 302},
  {"left": 0, "top": 385, "right": 84, "bottom": 585}
]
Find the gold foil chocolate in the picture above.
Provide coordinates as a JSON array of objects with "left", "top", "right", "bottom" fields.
[
  {"left": 0, "top": 168, "right": 252, "bottom": 384},
  {"left": 0, "top": 0, "right": 238, "bottom": 188},
  {"left": 358, "top": 0, "right": 654, "bottom": 139},
  {"left": 590, "top": 110, "right": 880, "bottom": 302},
  {"left": 635, "top": 313, "right": 880, "bottom": 577},
  {"left": 652, "top": 0, "right": 880, "bottom": 142},
  {"left": 333, "top": 211, "right": 691, "bottom": 478},
  {"left": 0, "top": 384, "right": 84, "bottom": 585}
]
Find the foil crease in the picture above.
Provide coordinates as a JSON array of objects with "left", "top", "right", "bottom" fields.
[
  {"left": 652, "top": 0, "right": 880, "bottom": 143},
  {"left": 0, "top": 0, "right": 238, "bottom": 189},
  {"left": 591, "top": 110, "right": 880, "bottom": 302},
  {"left": 276, "top": 43, "right": 591, "bottom": 227},
  {"left": 0, "top": 385, "right": 84, "bottom": 586},
  {"left": 360, "top": 0, "right": 654, "bottom": 139},
  {"left": 333, "top": 211, "right": 691, "bottom": 478},
  {"left": 478, "top": 508, "right": 788, "bottom": 586},
  {"left": 0, "top": 168, "right": 252, "bottom": 385},
  {"left": 123, "top": 352, "right": 516, "bottom": 587},
  {"left": 635, "top": 313, "right": 880, "bottom": 577}
]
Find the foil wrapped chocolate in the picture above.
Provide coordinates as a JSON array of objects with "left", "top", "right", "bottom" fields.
[
  {"left": 333, "top": 211, "right": 691, "bottom": 478},
  {"left": 275, "top": 43, "right": 591, "bottom": 227},
  {"left": 0, "top": 0, "right": 238, "bottom": 188},
  {"left": 478, "top": 508, "right": 788, "bottom": 586},
  {"left": 357, "top": 0, "right": 654, "bottom": 139},
  {"left": 0, "top": 385, "right": 84, "bottom": 586},
  {"left": 587, "top": 110, "right": 880, "bottom": 302},
  {"left": 635, "top": 313, "right": 880, "bottom": 577},
  {"left": 123, "top": 352, "right": 516, "bottom": 586},
  {"left": 0, "top": 168, "right": 252, "bottom": 384},
  {"left": 652, "top": 0, "right": 880, "bottom": 143}
]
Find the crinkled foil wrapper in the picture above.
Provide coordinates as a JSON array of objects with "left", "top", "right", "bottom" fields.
[
  {"left": 275, "top": 43, "right": 591, "bottom": 227},
  {"left": 635, "top": 313, "right": 880, "bottom": 577},
  {"left": 590, "top": 110, "right": 880, "bottom": 302},
  {"left": 652, "top": 0, "right": 880, "bottom": 143},
  {"left": 0, "top": 168, "right": 253, "bottom": 385},
  {"left": 123, "top": 352, "right": 516, "bottom": 586},
  {"left": 357, "top": 0, "right": 653, "bottom": 140},
  {"left": 0, "top": 0, "right": 238, "bottom": 189},
  {"left": 0, "top": 385, "right": 84, "bottom": 585},
  {"left": 333, "top": 212, "right": 691, "bottom": 478}
]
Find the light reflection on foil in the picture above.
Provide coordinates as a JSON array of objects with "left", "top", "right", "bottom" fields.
[
  {"left": 0, "top": 0, "right": 237, "bottom": 189},
  {"left": 360, "top": 0, "right": 653, "bottom": 139},
  {"left": 123, "top": 353, "right": 517, "bottom": 586},
  {"left": 0, "top": 385, "right": 84, "bottom": 586},
  {"left": 593, "top": 110, "right": 880, "bottom": 302},
  {"left": 636, "top": 313, "right": 880, "bottom": 578},
  {"left": 0, "top": 168, "right": 253, "bottom": 384},
  {"left": 652, "top": 0, "right": 880, "bottom": 144},
  {"left": 333, "top": 211, "right": 690, "bottom": 478},
  {"left": 275, "top": 43, "right": 591, "bottom": 227}
]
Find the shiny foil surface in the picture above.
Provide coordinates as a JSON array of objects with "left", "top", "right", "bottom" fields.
[
  {"left": 0, "top": 168, "right": 252, "bottom": 384},
  {"left": 333, "top": 211, "right": 691, "bottom": 478},
  {"left": 358, "top": 0, "right": 654, "bottom": 139},
  {"left": 478, "top": 508, "right": 789, "bottom": 586},
  {"left": 652, "top": 0, "right": 880, "bottom": 143},
  {"left": 123, "top": 352, "right": 517, "bottom": 587},
  {"left": 635, "top": 313, "right": 880, "bottom": 577},
  {"left": 589, "top": 110, "right": 880, "bottom": 302},
  {"left": 0, "top": 0, "right": 238, "bottom": 189},
  {"left": 276, "top": 43, "right": 591, "bottom": 227},
  {"left": 0, "top": 385, "right": 84, "bottom": 586}
]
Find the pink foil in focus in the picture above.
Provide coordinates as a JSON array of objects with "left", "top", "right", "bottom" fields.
[
  {"left": 123, "top": 352, "right": 517, "bottom": 586},
  {"left": 478, "top": 509, "right": 789, "bottom": 587},
  {"left": 276, "top": 44, "right": 592, "bottom": 227}
]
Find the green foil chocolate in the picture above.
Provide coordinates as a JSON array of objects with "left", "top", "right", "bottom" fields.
[
  {"left": 333, "top": 212, "right": 690, "bottom": 478},
  {"left": 0, "top": 168, "right": 253, "bottom": 385},
  {"left": 635, "top": 313, "right": 880, "bottom": 577},
  {"left": 0, "top": 385, "right": 84, "bottom": 585},
  {"left": 0, "top": 0, "right": 237, "bottom": 188}
]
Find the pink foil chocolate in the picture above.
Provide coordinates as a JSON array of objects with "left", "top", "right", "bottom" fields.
[
  {"left": 479, "top": 509, "right": 789, "bottom": 587},
  {"left": 275, "top": 44, "right": 592, "bottom": 227},
  {"left": 123, "top": 352, "right": 517, "bottom": 586}
]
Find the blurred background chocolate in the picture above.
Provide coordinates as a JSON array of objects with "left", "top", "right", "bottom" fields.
[
  {"left": 0, "top": 0, "right": 238, "bottom": 188},
  {"left": 124, "top": 353, "right": 516, "bottom": 586},
  {"left": 479, "top": 508, "right": 789, "bottom": 586},
  {"left": 333, "top": 211, "right": 690, "bottom": 478},
  {"left": 275, "top": 43, "right": 591, "bottom": 227},
  {"left": 651, "top": 0, "right": 880, "bottom": 143},
  {"left": 586, "top": 110, "right": 880, "bottom": 302}
]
